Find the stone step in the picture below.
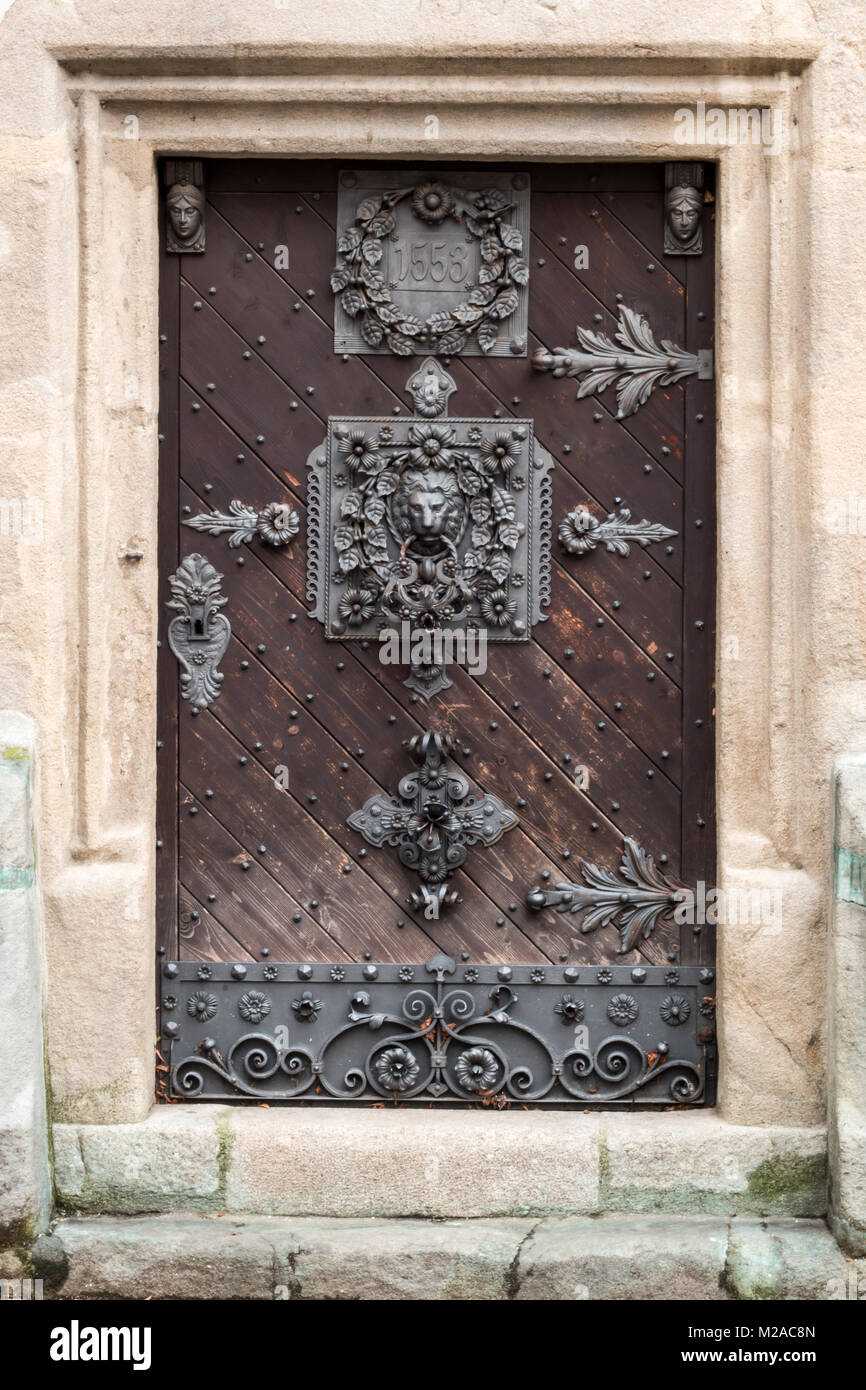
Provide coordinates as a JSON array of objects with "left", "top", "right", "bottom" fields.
[{"left": 28, "top": 1213, "right": 855, "bottom": 1301}]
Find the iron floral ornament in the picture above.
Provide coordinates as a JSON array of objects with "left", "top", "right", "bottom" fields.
[
  {"left": 306, "top": 359, "right": 552, "bottom": 699},
  {"left": 347, "top": 730, "right": 518, "bottom": 919},
  {"left": 532, "top": 304, "right": 713, "bottom": 419},
  {"left": 526, "top": 836, "right": 689, "bottom": 954},
  {"left": 332, "top": 169, "right": 530, "bottom": 357},
  {"left": 558, "top": 502, "right": 677, "bottom": 557},
  {"left": 166, "top": 553, "right": 231, "bottom": 713},
  {"left": 183, "top": 499, "right": 300, "bottom": 549}
]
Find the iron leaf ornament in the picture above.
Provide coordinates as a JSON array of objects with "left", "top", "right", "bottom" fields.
[
  {"left": 526, "top": 836, "right": 689, "bottom": 954},
  {"left": 347, "top": 730, "right": 518, "bottom": 919},
  {"left": 184, "top": 499, "right": 300, "bottom": 549},
  {"left": 532, "top": 304, "right": 713, "bottom": 419},
  {"left": 166, "top": 553, "right": 231, "bottom": 713},
  {"left": 558, "top": 502, "right": 678, "bottom": 557}
]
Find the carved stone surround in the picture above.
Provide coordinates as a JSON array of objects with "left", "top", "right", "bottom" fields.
[{"left": 19, "top": 21, "right": 829, "bottom": 1192}]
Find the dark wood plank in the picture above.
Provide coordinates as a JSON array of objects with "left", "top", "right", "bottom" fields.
[
  {"left": 157, "top": 220, "right": 180, "bottom": 957},
  {"left": 161, "top": 158, "right": 714, "bottom": 980},
  {"left": 178, "top": 884, "right": 256, "bottom": 964}
]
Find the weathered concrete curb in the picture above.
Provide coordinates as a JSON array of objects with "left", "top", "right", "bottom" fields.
[
  {"left": 0, "top": 713, "right": 51, "bottom": 1249},
  {"left": 53, "top": 1107, "right": 827, "bottom": 1220},
  {"left": 35, "top": 1214, "right": 852, "bottom": 1301}
]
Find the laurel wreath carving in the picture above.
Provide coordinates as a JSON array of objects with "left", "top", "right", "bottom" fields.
[{"left": 331, "top": 181, "right": 528, "bottom": 356}]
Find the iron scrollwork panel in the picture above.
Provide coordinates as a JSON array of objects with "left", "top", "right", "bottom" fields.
[{"left": 161, "top": 953, "right": 715, "bottom": 1106}]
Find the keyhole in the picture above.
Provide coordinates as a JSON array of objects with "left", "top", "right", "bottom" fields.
[{"left": 193, "top": 618, "right": 204, "bottom": 636}]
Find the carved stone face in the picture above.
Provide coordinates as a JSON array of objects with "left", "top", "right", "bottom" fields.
[
  {"left": 167, "top": 186, "right": 204, "bottom": 245},
  {"left": 666, "top": 186, "right": 701, "bottom": 243},
  {"left": 390, "top": 469, "right": 466, "bottom": 548}
]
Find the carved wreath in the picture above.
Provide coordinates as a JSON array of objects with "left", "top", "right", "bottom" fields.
[
  {"left": 330, "top": 181, "right": 528, "bottom": 356},
  {"left": 331, "top": 421, "right": 528, "bottom": 633}
]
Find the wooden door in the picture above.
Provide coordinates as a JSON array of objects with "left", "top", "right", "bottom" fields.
[{"left": 157, "top": 160, "right": 716, "bottom": 1106}]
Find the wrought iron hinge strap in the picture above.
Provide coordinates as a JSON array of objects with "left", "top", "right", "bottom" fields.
[{"left": 532, "top": 304, "right": 713, "bottom": 419}]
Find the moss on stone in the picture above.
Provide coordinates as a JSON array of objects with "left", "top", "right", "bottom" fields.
[
  {"left": 215, "top": 1115, "right": 235, "bottom": 1203},
  {"left": 745, "top": 1153, "right": 826, "bottom": 1212},
  {"left": 0, "top": 745, "right": 29, "bottom": 763}
]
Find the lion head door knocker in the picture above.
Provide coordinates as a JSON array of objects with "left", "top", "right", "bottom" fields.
[
  {"left": 306, "top": 358, "right": 553, "bottom": 700},
  {"left": 348, "top": 730, "right": 518, "bottom": 919},
  {"left": 663, "top": 162, "right": 705, "bottom": 256},
  {"left": 164, "top": 159, "right": 206, "bottom": 254}
]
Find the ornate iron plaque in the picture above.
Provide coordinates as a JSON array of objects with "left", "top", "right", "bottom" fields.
[
  {"left": 306, "top": 359, "right": 552, "bottom": 699},
  {"left": 166, "top": 553, "right": 230, "bottom": 713},
  {"left": 332, "top": 169, "right": 530, "bottom": 357},
  {"left": 161, "top": 953, "right": 715, "bottom": 1106}
]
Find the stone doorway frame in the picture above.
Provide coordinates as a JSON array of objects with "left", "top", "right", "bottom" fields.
[{"left": 19, "top": 32, "right": 850, "bottom": 1226}]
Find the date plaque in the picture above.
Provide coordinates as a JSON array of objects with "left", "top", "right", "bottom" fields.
[{"left": 333, "top": 169, "right": 530, "bottom": 358}]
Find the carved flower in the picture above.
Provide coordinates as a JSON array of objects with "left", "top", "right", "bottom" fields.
[
  {"left": 191, "top": 652, "right": 208, "bottom": 665},
  {"left": 511, "top": 475, "right": 527, "bottom": 490},
  {"left": 187, "top": 584, "right": 207, "bottom": 604},
  {"left": 338, "top": 429, "right": 380, "bottom": 473},
  {"left": 163, "top": 996, "right": 177, "bottom": 1011},
  {"left": 558, "top": 506, "right": 600, "bottom": 555},
  {"left": 510, "top": 572, "right": 525, "bottom": 587},
  {"left": 196, "top": 964, "right": 213, "bottom": 980},
  {"left": 329, "top": 965, "right": 346, "bottom": 981},
  {"left": 455, "top": 1046, "right": 500, "bottom": 1094},
  {"left": 596, "top": 968, "right": 613, "bottom": 984},
  {"left": 664, "top": 969, "right": 680, "bottom": 985},
  {"left": 257, "top": 502, "right": 300, "bottom": 547},
  {"left": 607, "top": 993, "right": 639, "bottom": 1026},
  {"left": 187, "top": 991, "right": 218, "bottom": 1022},
  {"left": 398, "top": 965, "right": 415, "bottom": 982},
  {"left": 292, "top": 990, "right": 323, "bottom": 1022},
  {"left": 660, "top": 993, "right": 691, "bottom": 1026},
  {"left": 463, "top": 967, "right": 479, "bottom": 983},
  {"left": 263, "top": 965, "right": 278, "bottom": 981},
  {"left": 479, "top": 589, "right": 517, "bottom": 628},
  {"left": 555, "top": 993, "right": 585, "bottom": 1024},
  {"left": 480, "top": 431, "right": 521, "bottom": 473},
  {"left": 411, "top": 181, "right": 455, "bottom": 224},
  {"left": 238, "top": 989, "right": 271, "bottom": 1024},
  {"left": 374, "top": 1046, "right": 421, "bottom": 1092},
  {"left": 467, "top": 424, "right": 484, "bottom": 444},
  {"left": 699, "top": 998, "right": 715, "bottom": 1017},
  {"left": 530, "top": 967, "right": 546, "bottom": 983},
  {"left": 338, "top": 588, "right": 377, "bottom": 626},
  {"left": 407, "top": 422, "right": 455, "bottom": 467}
]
